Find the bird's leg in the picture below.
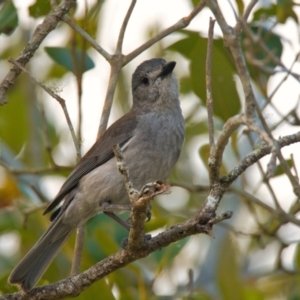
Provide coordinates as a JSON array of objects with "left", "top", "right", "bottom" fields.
[
  {"left": 102, "top": 201, "right": 132, "bottom": 231},
  {"left": 103, "top": 211, "right": 131, "bottom": 231},
  {"left": 102, "top": 201, "right": 132, "bottom": 212}
]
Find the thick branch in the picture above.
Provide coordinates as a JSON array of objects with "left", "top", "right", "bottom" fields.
[{"left": 2, "top": 200, "right": 231, "bottom": 300}]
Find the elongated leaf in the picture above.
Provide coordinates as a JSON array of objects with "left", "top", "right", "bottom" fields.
[
  {"left": 29, "top": 0, "right": 51, "bottom": 18},
  {"left": 169, "top": 31, "right": 241, "bottom": 121},
  {"left": 0, "top": 1, "right": 18, "bottom": 35},
  {"left": 45, "top": 47, "right": 95, "bottom": 74},
  {"left": 273, "top": 159, "right": 293, "bottom": 177},
  {"left": 217, "top": 235, "right": 244, "bottom": 300}
]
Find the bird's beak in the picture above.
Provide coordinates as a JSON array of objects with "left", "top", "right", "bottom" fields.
[{"left": 159, "top": 61, "right": 176, "bottom": 78}]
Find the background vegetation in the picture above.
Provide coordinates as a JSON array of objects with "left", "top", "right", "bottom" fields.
[{"left": 0, "top": 0, "right": 300, "bottom": 299}]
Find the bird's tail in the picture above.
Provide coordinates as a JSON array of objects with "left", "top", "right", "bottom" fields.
[{"left": 8, "top": 216, "right": 74, "bottom": 291}]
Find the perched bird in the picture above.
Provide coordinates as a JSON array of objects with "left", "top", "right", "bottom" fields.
[{"left": 8, "top": 58, "right": 185, "bottom": 291}]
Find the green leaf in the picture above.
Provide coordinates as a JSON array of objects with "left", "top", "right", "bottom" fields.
[
  {"left": 0, "top": 1, "right": 18, "bottom": 35},
  {"left": 242, "top": 25, "right": 283, "bottom": 94},
  {"left": 190, "top": 0, "right": 202, "bottom": 7},
  {"left": 217, "top": 235, "right": 244, "bottom": 300},
  {"left": 168, "top": 31, "right": 199, "bottom": 59},
  {"left": 277, "top": 0, "right": 298, "bottom": 23},
  {"left": 191, "top": 38, "right": 241, "bottom": 121},
  {"left": 274, "top": 159, "right": 293, "bottom": 177},
  {"left": 169, "top": 31, "right": 241, "bottom": 121},
  {"left": 235, "top": 0, "right": 245, "bottom": 15},
  {"left": 29, "top": 0, "right": 51, "bottom": 18},
  {"left": 253, "top": 2, "right": 298, "bottom": 24},
  {"left": 45, "top": 47, "right": 95, "bottom": 74},
  {"left": 253, "top": 4, "right": 277, "bottom": 21},
  {"left": 76, "top": 279, "right": 116, "bottom": 300},
  {"left": 180, "top": 76, "right": 193, "bottom": 94},
  {"left": 245, "top": 26, "right": 283, "bottom": 69},
  {"left": 152, "top": 238, "right": 189, "bottom": 266},
  {"left": 243, "top": 287, "right": 265, "bottom": 300}
]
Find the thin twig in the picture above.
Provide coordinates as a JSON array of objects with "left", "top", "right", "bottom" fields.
[
  {"left": 8, "top": 58, "right": 81, "bottom": 160},
  {"left": 39, "top": 105, "right": 57, "bottom": 167},
  {"left": 125, "top": 0, "right": 207, "bottom": 64},
  {"left": 70, "top": 3, "right": 89, "bottom": 277},
  {"left": 207, "top": 0, "right": 257, "bottom": 119},
  {"left": 243, "top": 0, "right": 258, "bottom": 21},
  {"left": 232, "top": 187, "right": 300, "bottom": 226},
  {"left": 291, "top": 153, "right": 299, "bottom": 181},
  {"left": 116, "top": 0, "right": 137, "bottom": 54},
  {"left": 252, "top": 94, "right": 300, "bottom": 194},
  {"left": 70, "top": 29, "right": 83, "bottom": 155},
  {"left": 22, "top": 204, "right": 48, "bottom": 229},
  {"left": 206, "top": 18, "right": 215, "bottom": 151},
  {"left": 246, "top": 132, "right": 281, "bottom": 209},
  {"left": 97, "top": 66, "right": 121, "bottom": 137},
  {"left": 171, "top": 181, "right": 209, "bottom": 192},
  {"left": 29, "top": 184, "right": 49, "bottom": 204},
  {"left": 240, "top": 20, "right": 300, "bottom": 81},
  {"left": 211, "top": 114, "right": 243, "bottom": 175},
  {"left": 267, "top": 53, "right": 300, "bottom": 102},
  {"left": 0, "top": 161, "right": 71, "bottom": 175},
  {"left": 71, "top": 226, "right": 85, "bottom": 275},
  {"left": 63, "top": 15, "right": 112, "bottom": 60},
  {"left": 206, "top": 17, "right": 218, "bottom": 184},
  {"left": 222, "top": 131, "right": 300, "bottom": 185}
]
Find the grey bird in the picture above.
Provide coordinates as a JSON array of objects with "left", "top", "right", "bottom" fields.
[{"left": 8, "top": 58, "right": 185, "bottom": 291}]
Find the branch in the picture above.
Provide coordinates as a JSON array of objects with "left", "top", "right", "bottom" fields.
[
  {"left": 233, "top": 187, "right": 300, "bottom": 227},
  {"left": 243, "top": 0, "right": 258, "bottom": 22},
  {"left": 241, "top": 20, "right": 300, "bottom": 81},
  {"left": 221, "top": 131, "right": 300, "bottom": 186},
  {"left": 0, "top": 0, "right": 76, "bottom": 105},
  {"left": 63, "top": 15, "right": 112, "bottom": 60},
  {"left": 124, "top": 0, "right": 207, "bottom": 64},
  {"left": 209, "top": 114, "right": 243, "bottom": 179},
  {"left": 97, "top": 65, "right": 121, "bottom": 137},
  {"left": 207, "top": 0, "right": 256, "bottom": 120},
  {"left": 206, "top": 17, "right": 216, "bottom": 183},
  {"left": 8, "top": 58, "right": 81, "bottom": 160},
  {"left": 0, "top": 160, "right": 72, "bottom": 175},
  {"left": 116, "top": 0, "right": 137, "bottom": 54},
  {"left": 2, "top": 199, "right": 231, "bottom": 300}
]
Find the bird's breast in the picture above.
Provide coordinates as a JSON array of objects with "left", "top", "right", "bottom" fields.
[{"left": 123, "top": 111, "right": 184, "bottom": 188}]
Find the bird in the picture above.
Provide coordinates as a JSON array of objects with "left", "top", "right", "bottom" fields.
[{"left": 8, "top": 58, "right": 185, "bottom": 291}]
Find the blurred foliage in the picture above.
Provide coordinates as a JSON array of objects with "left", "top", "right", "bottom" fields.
[
  {"left": 168, "top": 29, "right": 241, "bottom": 122},
  {"left": 0, "top": 0, "right": 18, "bottom": 35},
  {"left": 0, "top": 0, "right": 300, "bottom": 299},
  {"left": 28, "top": 0, "right": 51, "bottom": 18},
  {"left": 45, "top": 47, "right": 95, "bottom": 74}
]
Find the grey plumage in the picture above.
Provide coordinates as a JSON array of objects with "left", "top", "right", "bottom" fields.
[{"left": 8, "top": 58, "right": 185, "bottom": 291}]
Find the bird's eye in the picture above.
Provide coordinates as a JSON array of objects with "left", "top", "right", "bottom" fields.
[{"left": 141, "top": 77, "right": 149, "bottom": 85}]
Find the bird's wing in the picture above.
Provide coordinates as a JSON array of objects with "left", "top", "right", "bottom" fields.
[{"left": 43, "top": 112, "right": 138, "bottom": 215}]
